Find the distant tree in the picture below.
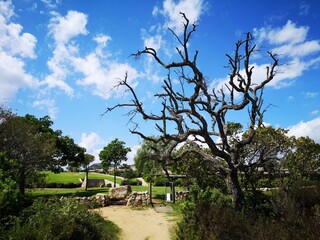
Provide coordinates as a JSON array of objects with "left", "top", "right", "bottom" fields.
[
  {"left": 106, "top": 14, "right": 279, "bottom": 209},
  {"left": 99, "top": 139, "right": 131, "bottom": 187},
  {"left": 121, "top": 163, "right": 136, "bottom": 179},
  {"left": 55, "top": 135, "right": 85, "bottom": 171},
  {"left": 174, "top": 145, "right": 227, "bottom": 191},
  {"left": 0, "top": 115, "right": 55, "bottom": 195},
  {"left": 83, "top": 153, "right": 95, "bottom": 191},
  {"left": 0, "top": 151, "right": 22, "bottom": 217},
  {"left": 239, "top": 126, "right": 291, "bottom": 190},
  {"left": 134, "top": 138, "right": 165, "bottom": 177},
  {"left": 285, "top": 136, "right": 320, "bottom": 183},
  {"left": 24, "top": 114, "right": 86, "bottom": 171}
]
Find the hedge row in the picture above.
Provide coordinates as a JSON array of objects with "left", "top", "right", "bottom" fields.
[
  {"left": 43, "top": 182, "right": 82, "bottom": 188},
  {"left": 120, "top": 179, "right": 142, "bottom": 186}
]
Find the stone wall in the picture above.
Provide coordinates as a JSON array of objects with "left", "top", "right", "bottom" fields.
[
  {"left": 126, "top": 191, "right": 150, "bottom": 207},
  {"left": 67, "top": 188, "right": 189, "bottom": 207},
  {"left": 69, "top": 193, "right": 109, "bottom": 207},
  {"left": 175, "top": 191, "right": 190, "bottom": 202},
  {"left": 80, "top": 177, "right": 106, "bottom": 189}
]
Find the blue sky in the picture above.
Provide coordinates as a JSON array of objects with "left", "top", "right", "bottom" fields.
[{"left": 1, "top": 0, "right": 320, "bottom": 164}]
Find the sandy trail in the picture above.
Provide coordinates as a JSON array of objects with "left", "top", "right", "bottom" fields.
[{"left": 97, "top": 206, "right": 176, "bottom": 240}]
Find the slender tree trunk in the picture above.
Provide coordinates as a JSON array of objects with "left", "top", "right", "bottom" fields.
[
  {"left": 85, "top": 165, "right": 89, "bottom": 191},
  {"left": 114, "top": 165, "right": 117, "bottom": 187},
  {"left": 226, "top": 168, "right": 244, "bottom": 210},
  {"left": 19, "top": 171, "right": 26, "bottom": 195}
]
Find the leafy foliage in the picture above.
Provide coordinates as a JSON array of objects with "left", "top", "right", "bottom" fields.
[
  {"left": 174, "top": 145, "right": 227, "bottom": 191},
  {"left": 0, "top": 115, "right": 56, "bottom": 194},
  {"left": 0, "top": 152, "right": 21, "bottom": 217},
  {"left": 22, "top": 113, "right": 86, "bottom": 172},
  {"left": 285, "top": 136, "right": 320, "bottom": 182},
  {"left": 176, "top": 187, "right": 320, "bottom": 240},
  {"left": 120, "top": 178, "right": 142, "bottom": 186},
  {"left": 2, "top": 199, "right": 120, "bottom": 240},
  {"left": 134, "top": 138, "right": 164, "bottom": 177},
  {"left": 99, "top": 138, "right": 131, "bottom": 170},
  {"left": 99, "top": 138, "right": 130, "bottom": 187}
]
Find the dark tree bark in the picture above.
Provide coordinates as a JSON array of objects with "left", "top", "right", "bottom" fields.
[{"left": 105, "top": 13, "right": 278, "bottom": 209}]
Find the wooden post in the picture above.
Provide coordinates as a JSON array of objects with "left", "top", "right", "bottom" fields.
[
  {"left": 172, "top": 181, "right": 175, "bottom": 203},
  {"left": 114, "top": 165, "right": 117, "bottom": 187},
  {"left": 149, "top": 181, "right": 153, "bottom": 205}
]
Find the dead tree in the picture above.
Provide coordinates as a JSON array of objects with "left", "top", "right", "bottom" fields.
[{"left": 106, "top": 13, "right": 278, "bottom": 209}]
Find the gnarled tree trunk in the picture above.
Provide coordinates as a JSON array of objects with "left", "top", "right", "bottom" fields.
[{"left": 225, "top": 169, "right": 244, "bottom": 210}]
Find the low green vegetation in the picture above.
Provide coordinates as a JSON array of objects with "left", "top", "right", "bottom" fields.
[
  {"left": 1, "top": 198, "right": 120, "bottom": 240},
  {"left": 176, "top": 186, "right": 320, "bottom": 240},
  {"left": 43, "top": 171, "right": 118, "bottom": 184},
  {"left": 27, "top": 187, "right": 109, "bottom": 198}
]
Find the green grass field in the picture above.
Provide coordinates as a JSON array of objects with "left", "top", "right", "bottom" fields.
[
  {"left": 43, "top": 171, "right": 122, "bottom": 184},
  {"left": 31, "top": 171, "right": 183, "bottom": 200},
  {"left": 29, "top": 185, "right": 169, "bottom": 197},
  {"left": 27, "top": 187, "right": 109, "bottom": 198}
]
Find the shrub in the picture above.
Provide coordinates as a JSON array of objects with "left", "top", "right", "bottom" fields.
[
  {"left": 44, "top": 182, "right": 82, "bottom": 188},
  {"left": 174, "top": 178, "right": 183, "bottom": 186},
  {"left": 153, "top": 176, "right": 168, "bottom": 186},
  {"left": 176, "top": 187, "right": 320, "bottom": 240},
  {"left": 120, "top": 178, "right": 142, "bottom": 186},
  {"left": 4, "top": 198, "right": 120, "bottom": 240},
  {"left": 176, "top": 194, "right": 247, "bottom": 240}
]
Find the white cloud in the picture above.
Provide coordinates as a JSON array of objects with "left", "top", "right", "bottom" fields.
[
  {"left": 253, "top": 21, "right": 320, "bottom": 71},
  {"left": 44, "top": 11, "right": 89, "bottom": 96},
  {"left": 73, "top": 53, "right": 139, "bottom": 99},
  {"left": 272, "top": 40, "right": 320, "bottom": 58},
  {"left": 43, "top": 75, "right": 74, "bottom": 96},
  {"left": 0, "top": 0, "right": 14, "bottom": 20},
  {"left": 303, "top": 92, "right": 318, "bottom": 98},
  {"left": 79, "top": 132, "right": 106, "bottom": 163},
  {"left": 0, "top": 20, "right": 37, "bottom": 59},
  {"left": 80, "top": 132, "right": 105, "bottom": 153},
  {"left": 288, "top": 117, "right": 320, "bottom": 143},
  {"left": 45, "top": 12, "right": 139, "bottom": 100},
  {"left": 73, "top": 37, "right": 139, "bottom": 99},
  {"left": 212, "top": 21, "right": 320, "bottom": 93},
  {"left": 127, "top": 144, "right": 141, "bottom": 165},
  {"left": 41, "top": 0, "right": 61, "bottom": 9},
  {"left": 93, "top": 34, "right": 112, "bottom": 56},
  {"left": 49, "top": 10, "right": 88, "bottom": 44},
  {"left": 32, "top": 99, "right": 58, "bottom": 119},
  {"left": 211, "top": 60, "right": 302, "bottom": 96},
  {"left": 143, "top": 34, "right": 163, "bottom": 52},
  {"left": 0, "top": 0, "right": 39, "bottom": 102},
  {"left": 299, "top": 1, "right": 310, "bottom": 16},
  {"left": 79, "top": 133, "right": 138, "bottom": 165},
  {"left": 0, "top": 52, "right": 38, "bottom": 102},
  {"left": 138, "top": 0, "right": 205, "bottom": 85},
  {"left": 254, "top": 20, "right": 308, "bottom": 45},
  {"left": 158, "top": 0, "right": 204, "bottom": 35}
]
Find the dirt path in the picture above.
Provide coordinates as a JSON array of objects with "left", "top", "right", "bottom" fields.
[{"left": 97, "top": 206, "right": 176, "bottom": 240}]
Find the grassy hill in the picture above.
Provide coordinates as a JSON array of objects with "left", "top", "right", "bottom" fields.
[{"left": 43, "top": 171, "right": 121, "bottom": 184}]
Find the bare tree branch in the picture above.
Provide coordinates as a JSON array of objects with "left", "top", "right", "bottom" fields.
[{"left": 105, "top": 13, "right": 279, "bottom": 208}]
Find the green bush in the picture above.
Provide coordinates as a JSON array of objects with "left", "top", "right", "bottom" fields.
[
  {"left": 44, "top": 182, "right": 82, "bottom": 188},
  {"left": 174, "top": 178, "right": 183, "bottom": 186},
  {"left": 256, "top": 178, "right": 284, "bottom": 188},
  {"left": 3, "top": 198, "right": 120, "bottom": 240},
  {"left": 0, "top": 178, "right": 21, "bottom": 218},
  {"left": 0, "top": 151, "right": 31, "bottom": 221},
  {"left": 176, "top": 187, "right": 320, "bottom": 240},
  {"left": 176, "top": 190, "right": 246, "bottom": 240},
  {"left": 120, "top": 178, "right": 142, "bottom": 186},
  {"left": 153, "top": 176, "right": 168, "bottom": 186}
]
